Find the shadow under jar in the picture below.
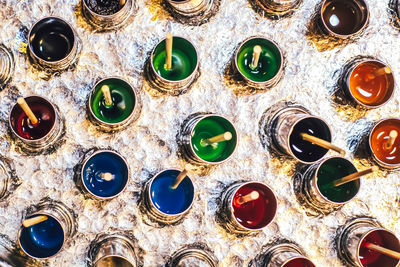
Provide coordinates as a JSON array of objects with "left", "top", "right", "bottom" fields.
[
  {"left": 368, "top": 118, "right": 400, "bottom": 169},
  {"left": 82, "top": 0, "right": 135, "bottom": 30},
  {"left": 319, "top": 0, "right": 369, "bottom": 38},
  {"left": 78, "top": 150, "right": 130, "bottom": 200},
  {"left": 9, "top": 95, "right": 64, "bottom": 154},
  {"left": 88, "top": 233, "right": 140, "bottom": 267},
  {"left": 147, "top": 35, "right": 199, "bottom": 95},
  {"left": 336, "top": 217, "right": 400, "bottom": 267},
  {"left": 252, "top": 0, "right": 303, "bottom": 18},
  {"left": 28, "top": 17, "right": 81, "bottom": 72},
  {"left": 166, "top": 0, "right": 213, "bottom": 17},
  {"left": 299, "top": 156, "right": 360, "bottom": 214},
  {"left": 219, "top": 181, "right": 277, "bottom": 235},
  {"left": 254, "top": 242, "right": 316, "bottom": 267},
  {"left": 233, "top": 36, "right": 284, "bottom": 89},
  {"left": 261, "top": 103, "right": 332, "bottom": 164},
  {"left": 0, "top": 44, "right": 14, "bottom": 90},
  {"left": 179, "top": 113, "right": 238, "bottom": 165},
  {"left": 142, "top": 169, "right": 194, "bottom": 224},
  {"left": 343, "top": 58, "right": 395, "bottom": 108},
  {"left": 88, "top": 77, "right": 141, "bottom": 132},
  {"left": 166, "top": 244, "right": 218, "bottom": 267},
  {"left": 18, "top": 200, "right": 76, "bottom": 260}
]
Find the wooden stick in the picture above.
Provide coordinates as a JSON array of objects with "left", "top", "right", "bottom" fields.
[
  {"left": 300, "top": 133, "right": 345, "bottom": 156},
  {"left": 364, "top": 242, "right": 400, "bottom": 260},
  {"left": 332, "top": 166, "right": 379, "bottom": 187},
  {"left": 17, "top": 97, "right": 38, "bottom": 125},
  {"left": 170, "top": 169, "right": 188, "bottom": 189},
  {"left": 22, "top": 215, "right": 48, "bottom": 228},
  {"left": 165, "top": 33, "right": 173, "bottom": 70},
  {"left": 101, "top": 85, "right": 113, "bottom": 107},
  {"left": 367, "top": 67, "right": 392, "bottom": 80},
  {"left": 201, "top": 132, "right": 232, "bottom": 146},
  {"left": 120, "top": 0, "right": 126, "bottom": 6},
  {"left": 100, "top": 172, "right": 114, "bottom": 181},
  {"left": 385, "top": 130, "right": 398, "bottom": 149},
  {"left": 236, "top": 191, "right": 260, "bottom": 205},
  {"left": 250, "top": 45, "right": 262, "bottom": 69}
]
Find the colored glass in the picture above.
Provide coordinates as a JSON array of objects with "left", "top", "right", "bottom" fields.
[
  {"left": 317, "top": 157, "right": 359, "bottom": 203},
  {"left": 237, "top": 38, "right": 281, "bottom": 82},
  {"left": 322, "top": 0, "right": 366, "bottom": 35},
  {"left": 349, "top": 62, "right": 392, "bottom": 106},
  {"left": 283, "top": 258, "right": 316, "bottom": 267},
  {"left": 152, "top": 37, "right": 197, "bottom": 81},
  {"left": 289, "top": 117, "right": 331, "bottom": 163},
  {"left": 191, "top": 116, "right": 237, "bottom": 162},
  {"left": 90, "top": 78, "right": 136, "bottom": 124},
  {"left": 82, "top": 151, "right": 129, "bottom": 198},
  {"left": 150, "top": 170, "right": 194, "bottom": 215},
  {"left": 30, "top": 17, "right": 74, "bottom": 61},
  {"left": 10, "top": 97, "right": 56, "bottom": 140},
  {"left": 370, "top": 119, "right": 400, "bottom": 165},
  {"left": 19, "top": 215, "right": 64, "bottom": 258},
  {"left": 232, "top": 183, "right": 276, "bottom": 229}
]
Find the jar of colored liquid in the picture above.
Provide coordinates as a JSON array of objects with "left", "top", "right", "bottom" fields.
[
  {"left": 253, "top": 0, "right": 302, "bottom": 19},
  {"left": 82, "top": 0, "right": 135, "bottom": 30},
  {"left": 166, "top": 0, "right": 212, "bottom": 17},
  {"left": 142, "top": 169, "right": 194, "bottom": 224},
  {"left": 18, "top": 199, "right": 76, "bottom": 259},
  {"left": 369, "top": 118, "right": 400, "bottom": 169},
  {"left": 166, "top": 244, "right": 218, "bottom": 267},
  {"left": 220, "top": 181, "right": 277, "bottom": 234},
  {"left": 88, "top": 233, "right": 140, "bottom": 266},
  {"left": 336, "top": 217, "right": 400, "bottom": 267},
  {"left": 300, "top": 156, "right": 359, "bottom": 214},
  {"left": 28, "top": 17, "right": 81, "bottom": 72},
  {"left": 148, "top": 36, "right": 199, "bottom": 94},
  {"left": 320, "top": 0, "right": 369, "bottom": 38},
  {"left": 344, "top": 59, "right": 394, "bottom": 108},
  {"left": 88, "top": 77, "right": 141, "bottom": 132},
  {"left": 9, "top": 95, "right": 64, "bottom": 154},
  {"left": 262, "top": 102, "right": 332, "bottom": 164},
  {"left": 180, "top": 114, "right": 238, "bottom": 165},
  {"left": 253, "top": 242, "right": 315, "bottom": 267},
  {"left": 79, "top": 150, "right": 130, "bottom": 199},
  {"left": 234, "top": 36, "right": 283, "bottom": 89},
  {"left": 0, "top": 44, "right": 14, "bottom": 89}
]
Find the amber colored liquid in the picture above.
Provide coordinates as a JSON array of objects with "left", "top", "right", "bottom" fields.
[
  {"left": 349, "top": 62, "right": 390, "bottom": 106},
  {"left": 370, "top": 119, "right": 400, "bottom": 165}
]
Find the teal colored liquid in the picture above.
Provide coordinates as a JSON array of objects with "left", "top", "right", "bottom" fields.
[
  {"left": 191, "top": 116, "right": 237, "bottom": 162},
  {"left": 237, "top": 38, "right": 281, "bottom": 82},
  {"left": 91, "top": 78, "right": 135, "bottom": 124},
  {"left": 317, "top": 158, "right": 359, "bottom": 203},
  {"left": 152, "top": 37, "right": 197, "bottom": 82},
  {"left": 153, "top": 49, "right": 192, "bottom": 81}
]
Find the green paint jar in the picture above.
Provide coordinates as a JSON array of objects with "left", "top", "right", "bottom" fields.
[
  {"left": 148, "top": 36, "right": 199, "bottom": 94},
  {"left": 301, "top": 156, "right": 360, "bottom": 213},
  {"left": 180, "top": 114, "right": 237, "bottom": 165},
  {"left": 88, "top": 77, "right": 141, "bottom": 132},
  {"left": 234, "top": 36, "right": 283, "bottom": 89}
]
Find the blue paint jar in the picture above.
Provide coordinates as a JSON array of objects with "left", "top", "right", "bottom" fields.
[
  {"left": 18, "top": 214, "right": 64, "bottom": 259},
  {"left": 144, "top": 169, "right": 194, "bottom": 224},
  {"left": 81, "top": 150, "right": 129, "bottom": 199}
]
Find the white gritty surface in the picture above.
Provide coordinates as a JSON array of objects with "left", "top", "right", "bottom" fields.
[{"left": 0, "top": 0, "right": 400, "bottom": 266}]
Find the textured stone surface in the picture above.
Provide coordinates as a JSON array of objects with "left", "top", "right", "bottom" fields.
[{"left": 0, "top": 0, "right": 400, "bottom": 266}]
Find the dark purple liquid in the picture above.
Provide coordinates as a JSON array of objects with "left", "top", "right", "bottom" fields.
[
  {"left": 10, "top": 97, "right": 56, "bottom": 140},
  {"left": 289, "top": 117, "right": 331, "bottom": 162}
]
